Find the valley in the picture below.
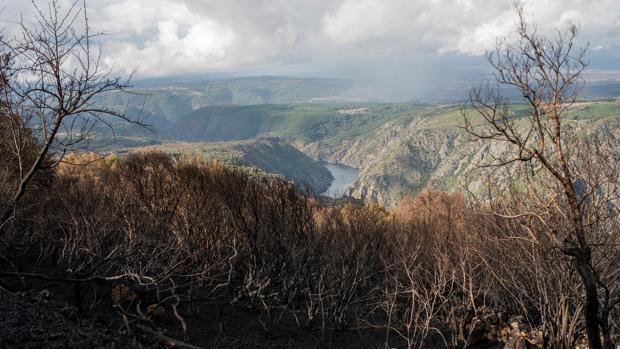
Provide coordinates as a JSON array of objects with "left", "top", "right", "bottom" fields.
[{"left": 95, "top": 81, "right": 620, "bottom": 206}]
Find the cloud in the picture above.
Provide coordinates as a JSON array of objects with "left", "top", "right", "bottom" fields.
[
  {"left": 102, "top": 18, "right": 235, "bottom": 76},
  {"left": 321, "top": 0, "right": 512, "bottom": 55},
  {"left": 92, "top": 0, "right": 330, "bottom": 76},
  {"left": 323, "top": 0, "right": 406, "bottom": 45},
  {"left": 1, "top": 0, "right": 619, "bottom": 78},
  {"left": 321, "top": 0, "right": 620, "bottom": 56}
]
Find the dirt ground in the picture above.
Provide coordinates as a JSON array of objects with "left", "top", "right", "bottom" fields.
[
  {"left": 0, "top": 275, "right": 494, "bottom": 348},
  {"left": 0, "top": 288, "right": 155, "bottom": 348},
  {"left": 0, "top": 275, "right": 387, "bottom": 349}
]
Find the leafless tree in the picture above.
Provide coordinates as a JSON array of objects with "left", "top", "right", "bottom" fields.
[
  {"left": 0, "top": 0, "right": 143, "bottom": 229},
  {"left": 464, "top": 3, "right": 620, "bottom": 349}
]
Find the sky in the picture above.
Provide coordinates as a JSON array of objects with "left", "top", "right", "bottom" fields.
[{"left": 2, "top": 0, "right": 620, "bottom": 98}]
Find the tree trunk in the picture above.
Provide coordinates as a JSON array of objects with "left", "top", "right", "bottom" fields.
[
  {"left": 575, "top": 255, "right": 603, "bottom": 349},
  {"left": 0, "top": 117, "right": 61, "bottom": 229},
  {"left": 600, "top": 308, "right": 614, "bottom": 349},
  {"left": 0, "top": 207, "right": 13, "bottom": 231},
  {"left": 557, "top": 153, "right": 603, "bottom": 349}
]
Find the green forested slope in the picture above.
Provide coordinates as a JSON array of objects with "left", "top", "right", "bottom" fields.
[{"left": 135, "top": 138, "right": 333, "bottom": 194}]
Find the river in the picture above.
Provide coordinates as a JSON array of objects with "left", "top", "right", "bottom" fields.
[{"left": 322, "top": 163, "right": 359, "bottom": 198}]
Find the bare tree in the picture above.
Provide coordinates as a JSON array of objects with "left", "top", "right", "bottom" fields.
[
  {"left": 464, "top": 3, "right": 620, "bottom": 349},
  {"left": 0, "top": 0, "right": 143, "bottom": 229}
]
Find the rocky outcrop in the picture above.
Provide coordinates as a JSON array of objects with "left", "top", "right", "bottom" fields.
[
  {"left": 302, "top": 113, "right": 620, "bottom": 207},
  {"left": 303, "top": 117, "right": 467, "bottom": 206}
]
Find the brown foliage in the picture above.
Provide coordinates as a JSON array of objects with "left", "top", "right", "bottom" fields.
[{"left": 1, "top": 151, "right": 619, "bottom": 348}]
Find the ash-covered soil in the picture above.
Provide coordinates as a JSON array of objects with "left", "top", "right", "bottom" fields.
[{"left": 0, "top": 288, "right": 159, "bottom": 349}]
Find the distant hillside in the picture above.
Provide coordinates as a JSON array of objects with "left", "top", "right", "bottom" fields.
[
  {"left": 97, "top": 76, "right": 371, "bottom": 125},
  {"left": 167, "top": 99, "right": 620, "bottom": 206},
  {"left": 302, "top": 100, "right": 620, "bottom": 206},
  {"left": 96, "top": 77, "right": 620, "bottom": 131},
  {"left": 135, "top": 138, "right": 333, "bottom": 194},
  {"left": 95, "top": 96, "right": 620, "bottom": 207},
  {"left": 168, "top": 103, "right": 425, "bottom": 143}
]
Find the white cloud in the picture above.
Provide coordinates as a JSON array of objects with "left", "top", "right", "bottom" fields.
[
  {"left": 98, "top": 0, "right": 198, "bottom": 35},
  {"left": 321, "top": 0, "right": 620, "bottom": 56},
  {"left": 323, "top": 0, "right": 405, "bottom": 45},
  {"left": 93, "top": 0, "right": 326, "bottom": 76},
  {"left": 103, "top": 18, "right": 235, "bottom": 76},
  {"left": 322, "top": 0, "right": 511, "bottom": 54},
  {"left": 1, "top": 0, "right": 619, "bottom": 77}
]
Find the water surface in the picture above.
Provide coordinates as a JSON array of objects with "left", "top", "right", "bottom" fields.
[{"left": 322, "top": 163, "right": 359, "bottom": 198}]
